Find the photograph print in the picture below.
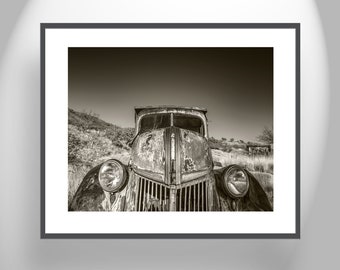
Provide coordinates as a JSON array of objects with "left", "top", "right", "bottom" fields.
[
  {"left": 67, "top": 47, "right": 274, "bottom": 212},
  {"left": 42, "top": 24, "right": 299, "bottom": 237}
]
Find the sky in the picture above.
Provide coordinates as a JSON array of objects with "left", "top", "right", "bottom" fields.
[{"left": 68, "top": 47, "right": 273, "bottom": 142}]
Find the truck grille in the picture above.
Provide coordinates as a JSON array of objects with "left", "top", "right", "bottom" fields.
[{"left": 136, "top": 175, "right": 209, "bottom": 211}]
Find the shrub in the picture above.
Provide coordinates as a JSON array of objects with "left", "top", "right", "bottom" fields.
[{"left": 257, "top": 126, "right": 273, "bottom": 144}]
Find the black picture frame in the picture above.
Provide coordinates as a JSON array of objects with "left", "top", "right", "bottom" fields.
[{"left": 41, "top": 23, "right": 300, "bottom": 239}]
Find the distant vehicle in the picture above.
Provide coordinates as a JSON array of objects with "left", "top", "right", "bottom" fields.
[
  {"left": 247, "top": 144, "right": 273, "bottom": 156},
  {"left": 69, "top": 106, "right": 272, "bottom": 211}
]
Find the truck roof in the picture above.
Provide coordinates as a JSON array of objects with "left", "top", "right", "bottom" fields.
[{"left": 134, "top": 105, "right": 208, "bottom": 117}]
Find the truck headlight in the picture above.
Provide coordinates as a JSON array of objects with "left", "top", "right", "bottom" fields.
[
  {"left": 222, "top": 165, "right": 249, "bottom": 198},
  {"left": 98, "top": 159, "right": 127, "bottom": 192}
]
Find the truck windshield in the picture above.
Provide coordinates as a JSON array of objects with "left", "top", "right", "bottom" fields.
[
  {"left": 173, "top": 113, "right": 204, "bottom": 135},
  {"left": 139, "top": 113, "right": 205, "bottom": 136},
  {"left": 140, "top": 114, "right": 171, "bottom": 133}
]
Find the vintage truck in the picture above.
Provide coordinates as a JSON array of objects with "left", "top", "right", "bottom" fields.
[{"left": 69, "top": 106, "right": 272, "bottom": 211}]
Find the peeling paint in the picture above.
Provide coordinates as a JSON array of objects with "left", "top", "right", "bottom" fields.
[
  {"left": 131, "top": 129, "right": 165, "bottom": 175},
  {"left": 180, "top": 129, "right": 212, "bottom": 175},
  {"left": 184, "top": 156, "right": 196, "bottom": 172},
  {"left": 145, "top": 134, "right": 152, "bottom": 145}
]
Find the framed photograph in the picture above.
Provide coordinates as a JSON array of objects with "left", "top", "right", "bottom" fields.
[{"left": 41, "top": 23, "right": 300, "bottom": 238}]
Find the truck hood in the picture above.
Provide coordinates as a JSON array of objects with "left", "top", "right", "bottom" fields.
[{"left": 130, "top": 127, "right": 213, "bottom": 184}]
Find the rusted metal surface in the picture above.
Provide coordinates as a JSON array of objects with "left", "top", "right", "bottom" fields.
[
  {"left": 110, "top": 169, "right": 137, "bottom": 211},
  {"left": 71, "top": 118, "right": 216, "bottom": 211},
  {"left": 169, "top": 186, "right": 177, "bottom": 211},
  {"left": 207, "top": 172, "right": 220, "bottom": 211},
  {"left": 180, "top": 129, "right": 212, "bottom": 179},
  {"left": 131, "top": 107, "right": 212, "bottom": 185},
  {"left": 135, "top": 176, "right": 169, "bottom": 211},
  {"left": 134, "top": 173, "right": 213, "bottom": 211},
  {"left": 69, "top": 165, "right": 108, "bottom": 211},
  {"left": 130, "top": 129, "right": 165, "bottom": 178}
]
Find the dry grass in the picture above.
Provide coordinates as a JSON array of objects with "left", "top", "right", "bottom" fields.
[{"left": 212, "top": 149, "right": 273, "bottom": 174}]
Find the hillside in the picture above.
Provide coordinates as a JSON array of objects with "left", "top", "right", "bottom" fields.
[{"left": 68, "top": 108, "right": 134, "bottom": 166}]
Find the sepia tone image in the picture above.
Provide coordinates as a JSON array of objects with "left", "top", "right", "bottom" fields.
[{"left": 68, "top": 48, "right": 273, "bottom": 212}]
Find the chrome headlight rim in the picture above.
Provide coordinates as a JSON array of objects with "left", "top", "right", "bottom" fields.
[
  {"left": 98, "top": 159, "right": 127, "bottom": 193},
  {"left": 222, "top": 165, "right": 249, "bottom": 198}
]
